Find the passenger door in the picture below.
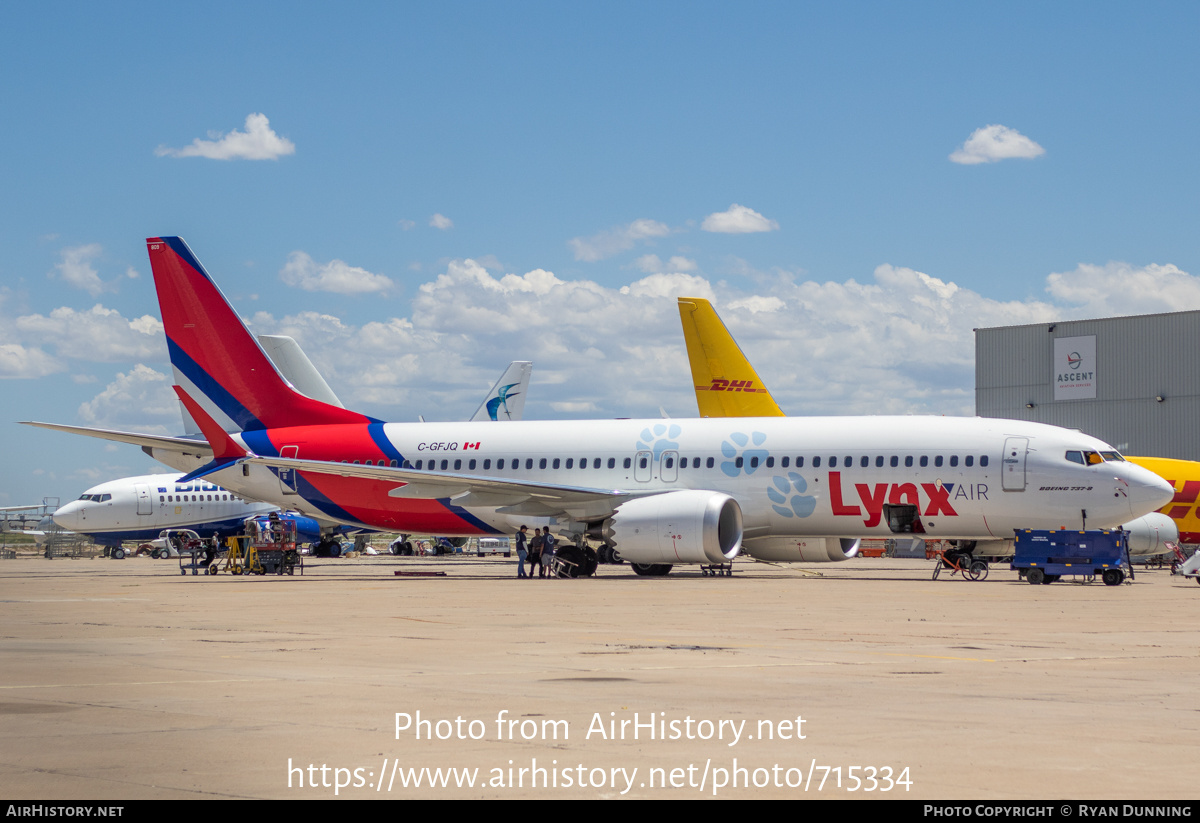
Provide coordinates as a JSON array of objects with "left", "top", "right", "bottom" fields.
[
  {"left": 1002, "top": 437, "right": 1028, "bottom": 492},
  {"left": 278, "top": 445, "right": 300, "bottom": 495}
]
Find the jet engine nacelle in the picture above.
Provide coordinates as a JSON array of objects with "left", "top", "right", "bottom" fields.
[
  {"left": 1123, "top": 512, "right": 1178, "bottom": 557},
  {"left": 967, "top": 539, "right": 1015, "bottom": 558},
  {"left": 741, "top": 536, "right": 860, "bottom": 563},
  {"left": 604, "top": 490, "right": 742, "bottom": 565}
]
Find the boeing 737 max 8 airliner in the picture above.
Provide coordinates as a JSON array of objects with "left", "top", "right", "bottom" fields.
[{"left": 23, "top": 237, "right": 1175, "bottom": 575}]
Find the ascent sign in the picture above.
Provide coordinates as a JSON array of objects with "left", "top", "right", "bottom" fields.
[{"left": 1053, "top": 335, "right": 1096, "bottom": 401}]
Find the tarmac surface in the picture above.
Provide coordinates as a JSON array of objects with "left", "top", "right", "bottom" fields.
[{"left": 1, "top": 552, "right": 1197, "bottom": 799}]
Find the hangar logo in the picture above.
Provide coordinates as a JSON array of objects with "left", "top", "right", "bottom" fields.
[{"left": 1053, "top": 335, "right": 1097, "bottom": 401}]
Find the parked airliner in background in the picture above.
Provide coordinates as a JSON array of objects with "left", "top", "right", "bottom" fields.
[
  {"left": 676, "top": 296, "right": 1181, "bottom": 560},
  {"left": 49, "top": 339, "right": 533, "bottom": 550},
  {"left": 52, "top": 475, "right": 285, "bottom": 547},
  {"left": 23, "top": 237, "right": 1175, "bottom": 576},
  {"left": 0, "top": 505, "right": 57, "bottom": 546}
]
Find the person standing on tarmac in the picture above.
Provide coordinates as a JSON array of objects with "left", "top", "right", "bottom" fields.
[
  {"left": 541, "top": 527, "right": 556, "bottom": 579},
  {"left": 515, "top": 525, "right": 529, "bottom": 579},
  {"left": 527, "top": 527, "right": 544, "bottom": 579}
]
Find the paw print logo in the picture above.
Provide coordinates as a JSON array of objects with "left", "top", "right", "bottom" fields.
[
  {"left": 768, "top": 472, "right": 817, "bottom": 518},
  {"left": 720, "top": 431, "right": 769, "bottom": 477},
  {"left": 637, "top": 423, "right": 681, "bottom": 460}
]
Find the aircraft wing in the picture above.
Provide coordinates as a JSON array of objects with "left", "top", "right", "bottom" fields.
[
  {"left": 246, "top": 455, "right": 643, "bottom": 519},
  {"left": 20, "top": 422, "right": 214, "bottom": 455}
]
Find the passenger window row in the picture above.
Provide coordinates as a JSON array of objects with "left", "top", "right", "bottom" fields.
[
  {"left": 160, "top": 494, "right": 237, "bottom": 502},
  {"left": 340, "top": 454, "right": 992, "bottom": 472}
]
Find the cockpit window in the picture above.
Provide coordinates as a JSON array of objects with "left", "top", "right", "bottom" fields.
[
  {"left": 1100, "top": 451, "right": 1125, "bottom": 462},
  {"left": 1065, "top": 451, "right": 1085, "bottom": 465}
]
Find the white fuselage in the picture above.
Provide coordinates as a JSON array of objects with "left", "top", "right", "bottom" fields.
[
  {"left": 53, "top": 474, "right": 277, "bottom": 545},
  {"left": 148, "top": 416, "right": 1174, "bottom": 551}
]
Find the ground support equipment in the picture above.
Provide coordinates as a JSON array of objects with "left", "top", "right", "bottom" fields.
[
  {"left": 931, "top": 549, "right": 988, "bottom": 581},
  {"left": 1012, "top": 528, "right": 1131, "bottom": 586},
  {"left": 1172, "top": 545, "right": 1200, "bottom": 585},
  {"left": 245, "top": 515, "right": 302, "bottom": 575}
]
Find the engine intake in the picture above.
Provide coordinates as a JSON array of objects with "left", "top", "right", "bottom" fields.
[{"left": 604, "top": 491, "right": 742, "bottom": 565}]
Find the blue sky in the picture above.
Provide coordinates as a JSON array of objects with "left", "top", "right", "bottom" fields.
[{"left": 2, "top": 1, "right": 1199, "bottom": 506}]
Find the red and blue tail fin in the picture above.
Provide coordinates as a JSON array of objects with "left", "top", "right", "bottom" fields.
[{"left": 147, "top": 237, "right": 377, "bottom": 431}]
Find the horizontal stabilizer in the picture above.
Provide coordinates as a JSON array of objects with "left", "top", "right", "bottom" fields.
[
  {"left": 172, "top": 386, "right": 248, "bottom": 461},
  {"left": 177, "top": 458, "right": 244, "bottom": 484},
  {"left": 21, "top": 421, "right": 213, "bottom": 455},
  {"left": 170, "top": 386, "right": 250, "bottom": 482}
]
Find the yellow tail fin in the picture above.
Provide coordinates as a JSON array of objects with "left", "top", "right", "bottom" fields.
[{"left": 677, "top": 297, "right": 784, "bottom": 417}]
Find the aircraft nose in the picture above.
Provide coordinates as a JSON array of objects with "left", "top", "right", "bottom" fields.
[
  {"left": 52, "top": 501, "right": 84, "bottom": 531},
  {"left": 1123, "top": 466, "right": 1175, "bottom": 518}
]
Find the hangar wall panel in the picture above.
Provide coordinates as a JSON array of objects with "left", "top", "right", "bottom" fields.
[{"left": 975, "top": 311, "right": 1200, "bottom": 460}]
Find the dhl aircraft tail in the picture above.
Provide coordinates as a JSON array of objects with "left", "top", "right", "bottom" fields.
[
  {"left": 677, "top": 297, "right": 784, "bottom": 418},
  {"left": 146, "top": 237, "right": 377, "bottom": 432}
]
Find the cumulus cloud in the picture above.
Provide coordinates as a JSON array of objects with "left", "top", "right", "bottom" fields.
[
  {"left": 1045, "top": 262, "right": 1200, "bottom": 317},
  {"left": 726, "top": 295, "right": 785, "bottom": 313},
  {"left": 620, "top": 273, "right": 716, "bottom": 300},
  {"left": 51, "top": 244, "right": 109, "bottom": 296},
  {"left": 155, "top": 113, "right": 296, "bottom": 161},
  {"left": 77, "top": 364, "right": 179, "bottom": 433},
  {"left": 568, "top": 219, "right": 671, "bottom": 261},
  {"left": 429, "top": 214, "right": 454, "bottom": 230},
  {"left": 701, "top": 204, "right": 779, "bottom": 234},
  {"left": 247, "top": 306, "right": 464, "bottom": 413},
  {"left": 217, "top": 259, "right": 1076, "bottom": 421},
  {"left": 392, "top": 257, "right": 1200, "bottom": 419},
  {"left": 0, "top": 344, "right": 64, "bottom": 379},
  {"left": 255, "top": 258, "right": 1037, "bottom": 419},
  {"left": 15, "top": 305, "right": 164, "bottom": 361},
  {"left": 949, "top": 124, "right": 1045, "bottom": 165},
  {"left": 30, "top": 252, "right": 1198, "bottom": 432},
  {"left": 279, "top": 251, "right": 394, "bottom": 295}
]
